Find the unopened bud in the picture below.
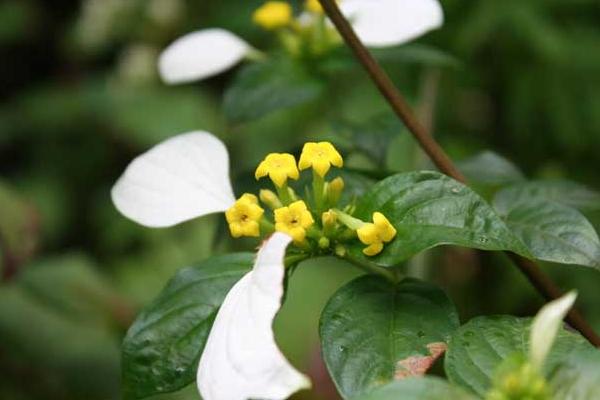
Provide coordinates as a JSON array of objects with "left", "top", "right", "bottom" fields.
[
  {"left": 318, "top": 236, "right": 330, "bottom": 249},
  {"left": 327, "top": 177, "right": 344, "bottom": 206},
  {"left": 259, "top": 189, "right": 282, "bottom": 209},
  {"left": 322, "top": 210, "right": 337, "bottom": 227}
]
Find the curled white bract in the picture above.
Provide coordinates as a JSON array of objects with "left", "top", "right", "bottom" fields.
[
  {"left": 197, "top": 233, "right": 311, "bottom": 400},
  {"left": 529, "top": 291, "right": 577, "bottom": 369}
]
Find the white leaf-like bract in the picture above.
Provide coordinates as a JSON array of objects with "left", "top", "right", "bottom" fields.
[
  {"left": 529, "top": 291, "right": 577, "bottom": 369},
  {"left": 197, "top": 233, "right": 311, "bottom": 400},
  {"left": 159, "top": 28, "right": 250, "bottom": 84},
  {"left": 341, "top": 0, "right": 444, "bottom": 48},
  {"left": 111, "top": 131, "right": 235, "bottom": 227}
]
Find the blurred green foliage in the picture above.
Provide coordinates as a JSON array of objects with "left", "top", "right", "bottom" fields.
[{"left": 0, "top": 0, "right": 599, "bottom": 399}]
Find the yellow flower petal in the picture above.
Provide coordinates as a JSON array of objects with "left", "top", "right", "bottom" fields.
[
  {"left": 255, "top": 153, "right": 299, "bottom": 187},
  {"left": 252, "top": 1, "right": 292, "bottom": 30},
  {"left": 356, "top": 212, "right": 396, "bottom": 256},
  {"left": 225, "top": 194, "right": 265, "bottom": 238},
  {"left": 305, "top": 0, "right": 323, "bottom": 13},
  {"left": 357, "top": 223, "right": 378, "bottom": 245},
  {"left": 373, "top": 212, "right": 397, "bottom": 242},
  {"left": 274, "top": 200, "right": 314, "bottom": 242},
  {"left": 363, "top": 242, "right": 384, "bottom": 256},
  {"left": 298, "top": 141, "right": 344, "bottom": 177}
]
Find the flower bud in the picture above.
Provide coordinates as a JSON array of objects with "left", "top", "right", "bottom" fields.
[
  {"left": 326, "top": 176, "right": 344, "bottom": 206},
  {"left": 260, "top": 189, "right": 283, "bottom": 209}
]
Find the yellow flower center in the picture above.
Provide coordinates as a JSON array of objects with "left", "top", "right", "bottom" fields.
[
  {"left": 356, "top": 212, "right": 397, "bottom": 256},
  {"left": 252, "top": 1, "right": 292, "bottom": 30},
  {"left": 274, "top": 200, "right": 314, "bottom": 242},
  {"left": 255, "top": 153, "right": 300, "bottom": 187},
  {"left": 298, "top": 141, "right": 343, "bottom": 177},
  {"left": 225, "top": 194, "right": 264, "bottom": 238}
]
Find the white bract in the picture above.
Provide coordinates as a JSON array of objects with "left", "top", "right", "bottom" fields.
[
  {"left": 158, "top": 29, "right": 251, "bottom": 84},
  {"left": 198, "top": 232, "right": 311, "bottom": 400},
  {"left": 111, "top": 132, "right": 309, "bottom": 399},
  {"left": 158, "top": 0, "right": 444, "bottom": 84},
  {"left": 529, "top": 291, "right": 577, "bottom": 370},
  {"left": 111, "top": 131, "right": 235, "bottom": 227}
]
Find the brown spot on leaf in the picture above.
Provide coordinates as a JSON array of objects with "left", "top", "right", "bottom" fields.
[{"left": 394, "top": 342, "right": 447, "bottom": 380}]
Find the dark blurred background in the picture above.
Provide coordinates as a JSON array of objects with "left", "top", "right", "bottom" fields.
[{"left": 0, "top": 0, "right": 599, "bottom": 399}]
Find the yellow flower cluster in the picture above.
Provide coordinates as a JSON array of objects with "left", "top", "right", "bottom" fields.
[{"left": 225, "top": 141, "right": 396, "bottom": 256}]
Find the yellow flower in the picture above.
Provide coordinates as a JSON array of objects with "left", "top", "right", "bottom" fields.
[
  {"left": 356, "top": 212, "right": 396, "bottom": 256},
  {"left": 305, "top": 0, "right": 323, "bottom": 13},
  {"left": 252, "top": 1, "right": 292, "bottom": 30},
  {"left": 225, "top": 194, "right": 264, "bottom": 238},
  {"left": 274, "top": 200, "right": 314, "bottom": 242},
  {"left": 305, "top": 0, "right": 338, "bottom": 13},
  {"left": 255, "top": 153, "right": 300, "bottom": 187},
  {"left": 298, "top": 142, "right": 343, "bottom": 177}
]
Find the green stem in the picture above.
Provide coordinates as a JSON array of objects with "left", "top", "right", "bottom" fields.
[
  {"left": 259, "top": 219, "right": 275, "bottom": 235},
  {"left": 276, "top": 182, "right": 292, "bottom": 205},
  {"left": 341, "top": 253, "right": 399, "bottom": 284},
  {"left": 332, "top": 208, "right": 364, "bottom": 230},
  {"left": 312, "top": 171, "right": 325, "bottom": 215},
  {"left": 285, "top": 254, "right": 310, "bottom": 268}
]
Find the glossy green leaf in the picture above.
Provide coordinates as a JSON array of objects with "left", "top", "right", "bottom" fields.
[
  {"left": 496, "top": 199, "right": 600, "bottom": 268},
  {"left": 444, "top": 315, "right": 591, "bottom": 397},
  {"left": 494, "top": 180, "right": 600, "bottom": 213},
  {"left": 457, "top": 151, "right": 525, "bottom": 187},
  {"left": 320, "top": 276, "right": 460, "bottom": 399},
  {"left": 549, "top": 346, "right": 600, "bottom": 400},
  {"left": 223, "top": 58, "right": 323, "bottom": 122},
  {"left": 355, "top": 377, "right": 478, "bottom": 400},
  {"left": 350, "top": 171, "right": 531, "bottom": 266},
  {"left": 121, "top": 253, "right": 254, "bottom": 399}
]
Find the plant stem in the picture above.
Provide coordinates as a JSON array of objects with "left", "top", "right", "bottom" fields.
[
  {"left": 312, "top": 171, "right": 325, "bottom": 214},
  {"left": 342, "top": 253, "right": 399, "bottom": 284},
  {"left": 317, "top": 0, "right": 600, "bottom": 347}
]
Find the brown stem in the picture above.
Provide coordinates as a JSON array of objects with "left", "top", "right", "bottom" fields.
[{"left": 318, "top": 0, "right": 600, "bottom": 347}]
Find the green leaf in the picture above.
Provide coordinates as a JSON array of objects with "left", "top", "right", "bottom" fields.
[
  {"left": 354, "top": 377, "right": 478, "bottom": 400},
  {"left": 121, "top": 253, "right": 254, "bottom": 399},
  {"left": 444, "top": 315, "right": 591, "bottom": 397},
  {"left": 457, "top": 151, "right": 525, "bottom": 187},
  {"left": 349, "top": 171, "right": 531, "bottom": 266},
  {"left": 549, "top": 346, "right": 600, "bottom": 400},
  {"left": 223, "top": 58, "right": 323, "bottom": 122},
  {"left": 496, "top": 199, "right": 600, "bottom": 268},
  {"left": 494, "top": 180, "right": 600, "bottom": 213},
  {"left": 331, "top": 115, "right": 404, "bottom": 168},
  {"left": 320, "top": 276, "right": 460, "bottom": 399}
]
